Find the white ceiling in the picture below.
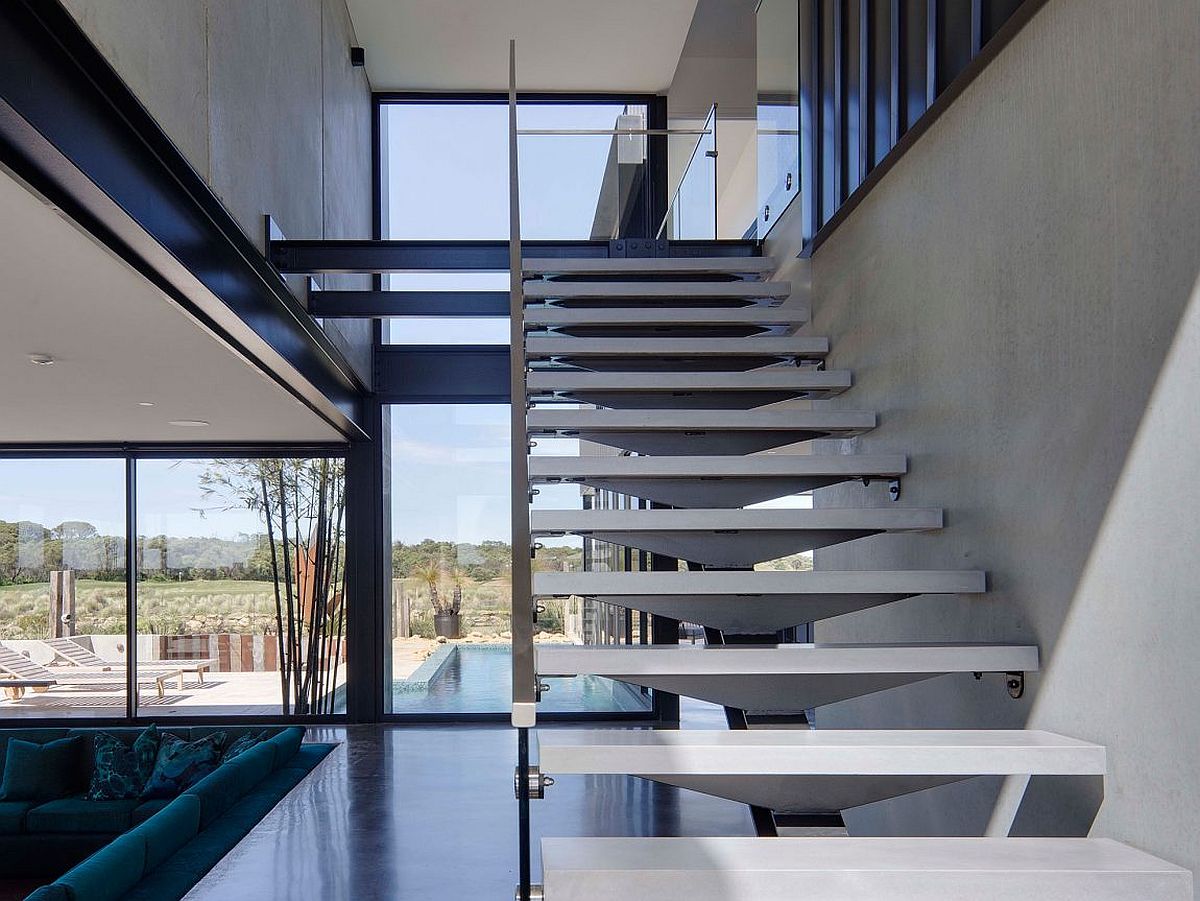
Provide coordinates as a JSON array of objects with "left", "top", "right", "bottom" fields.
[
  {"left": 0, "top": 166, "right": 345, "bottom": 444},
  {"left": 346, "top": 0, "right": 700, "bottom": 92}
]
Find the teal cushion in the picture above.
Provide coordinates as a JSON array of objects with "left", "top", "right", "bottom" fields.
[
  {"left": 24, "top": 886, "right": 69, "bottom": 901},
  {"left": 0, "top": 736, "right": 84, "bottom": 802},
  {"left": 26, "top": 797, "right": 138, "bottom": 834},
  {"left": 130, "top": 794, "right": 200, "bottom": 870},
  {"left": 141, "top": 732, "right": 225, "bottom": 800},
  {"left": 55, "top": 830, "right": 145, "bottom": 901},
  {"left": 0, "top": 799, "right": 33, "bottom": 834},
  {"left": 85, "top": 725, "right": 160, "bottom": 801},
  {"left": 0, "top": 730, "right": 69, "bottom": 774},
  {"left": 235, "top": 742, "right": 274, "bottom": 786},
  {"left": 185, "top": 746, "right": 267, "bottom": 829},
  {"left": 263, "top": 727, "right": 304, "bottom": 768},
  {"left": 220, "top": 729, "right": 268, "bottom": 764},
  {"left": 131, "top": 797, "right": 172, "bottom": 825}
]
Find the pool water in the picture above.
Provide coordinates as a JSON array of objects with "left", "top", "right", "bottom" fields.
[{"left": 390, "top": 643, "right": 651, "bottom": 714}]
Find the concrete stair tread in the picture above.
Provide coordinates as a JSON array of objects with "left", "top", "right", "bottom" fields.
[
  {"left": 531, "top": 569, "right": 986, "bottom": 633},
  {"left": 527, "top": 370, "right": 851, "bottom": 392},
  {"left": 527, "top": 370, "right": 851, "bottom": 408},
  {"left": 528, "top": 453, "right": 907, "bottom": 507},
  {"left": 522, "top": 307, "right": 809, "bottom": 335},
  {"left": 528, "top": 453, "right": 905, "bottom": 480},
  {"left": 533, "top": 569, "right": 984, "bottom": 597},
  {"left": 536, "top": 729, "right": 1107, "bottom": 775},
  {"left": 536, "top": 642, "right": 1039, "bottom": 675},
  {"left": 523, "top": 257, "right": 777, "bottom": 277},
  {"left": 530, "top": 507, "right": 943, "bottom": 533},
  {"left": 530, "top": 507, "right": 942, "bottom": 565},
  {"left": 539, "top": 837, "right": 1192, "bottom": 900},
  {"left": 523, "top": 280, "right": 791, "bottom": 301},
  {"left": 524, "top": 336, "right": 829, "bottom": 358},
  {"left": 527, "top": 409, "right": 877, "bottom": 432},
  {"left": 527, "top": 409, "right": 876, "bottom": 456},
  {"left": 536, "top": 642, "right": 1037, "bottom": 711}
]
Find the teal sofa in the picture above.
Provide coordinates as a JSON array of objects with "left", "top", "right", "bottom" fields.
[{"left": 0, "top": 726, "right": 334, "bottom": 901}]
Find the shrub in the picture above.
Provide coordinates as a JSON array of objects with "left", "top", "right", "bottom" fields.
[
  {"left": 537, "top": 598, "right": 565, "bottom": 634},
  {"left": 408, "top": 610, "right": 435, "bottom": 639}
]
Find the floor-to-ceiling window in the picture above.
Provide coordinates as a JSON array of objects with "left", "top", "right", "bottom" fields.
[
  {"left": 0, "top": 451, "right": 346, "bottom": 721},
  {"left": 377, "top": 96, "right": 659, "bottom": 717},
  {"left": 136, "top": 456, "right": 347, "bottom": 717},
  {"left": 0, "top": 458, "right": 127, "bottom": 718},
  {"left": 385, "top": 405, "right": 650, "bottom": 715}
]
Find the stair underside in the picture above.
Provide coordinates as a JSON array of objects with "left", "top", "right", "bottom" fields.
[
  {"left": 536, "top": 643, "right": 1039, "bottom": 712},
  {"left": 525, "top": 336, "right": 828, "bottom": 372},
  {"left": 536, "top": 729, "right": 1105, "bottom": 812},
  {"left": 523, "top": 307, "right": 809, "bottom": 338},
  {"left": 530, "top": 507, "right": 942, "bottom": 566},
  {"left": 526, "top": 409, "right": 876, "bottom": 456},
  {"left": 539, "top": 837, "right": 1193, "bottom": 901},
  {"left": 532, "top": 569, "right": 984, "bottom": 633},
  {"left": 523, "top": 280, "right": 791, "bottom": 304},
  {"left": 528, "top": 453, "right": 906, "bottom": 507},
  {"left": 527, "top": 370, "right": 850, "bottom": 409},
  {"left": 523, "top": 256, "right": 778, "bottom": 277}
]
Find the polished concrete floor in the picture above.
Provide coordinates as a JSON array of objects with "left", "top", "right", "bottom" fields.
[{"left": 184, "top": 722, "right": 755, "bottom": 900}]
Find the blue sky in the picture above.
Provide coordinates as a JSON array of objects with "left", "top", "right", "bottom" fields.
[
  {"left": 382, "top": 103, "right": 617, "bottom": 545},
  {"left": 0, "top": 458, "right": 264, "bottom": 540}
]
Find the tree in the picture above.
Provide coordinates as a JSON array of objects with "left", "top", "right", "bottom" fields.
[{"left": 198, "top": 458, "right": 346, "bottom": 715}]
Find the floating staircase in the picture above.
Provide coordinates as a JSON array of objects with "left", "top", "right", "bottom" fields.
[{"left": 514, "top": 254, "right": 1189, "bottom": 897}]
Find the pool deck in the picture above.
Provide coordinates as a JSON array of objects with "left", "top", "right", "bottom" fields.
[{"left": 0, "top": 670, "right": 344, "bottom": 717}]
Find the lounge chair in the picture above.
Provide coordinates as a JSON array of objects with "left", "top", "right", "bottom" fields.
[
  {"left": 0, "top": 650, "right": 57, "bottom": 700},
  {"left": 0, "top": 644, "right": 182, "bottom": 699},
  {"left": 42, "top": 637, "right": 214, "bottom": 684}
]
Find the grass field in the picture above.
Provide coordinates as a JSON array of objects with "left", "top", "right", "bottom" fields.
[
  {"left": 0, "top": 579, "right": 279, "bottom": 639},
  {"left": 0, "top": 576, "right": 515, "bottom": 640}
]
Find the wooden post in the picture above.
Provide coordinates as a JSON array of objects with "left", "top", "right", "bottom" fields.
[
  {"left": 399, "top": 585, "right": 411, "bottom": 639},
  {"left": 49, "top": 569, "right": 76, "bottom": 638}
]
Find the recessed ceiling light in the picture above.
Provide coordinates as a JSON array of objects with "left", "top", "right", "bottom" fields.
[
  {"left": 137, "top": 402, "right": 155, "bottom": 407},
  {"left": 168, "top": 420, "right": 210, "bottom": 428},
  {"left": 28, "top": 354, "right": 55, "bottom": 366}
]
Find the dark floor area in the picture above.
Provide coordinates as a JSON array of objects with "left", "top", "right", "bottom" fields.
[{"left": 182, "top": 722, "right": 754, "bottom": 900}]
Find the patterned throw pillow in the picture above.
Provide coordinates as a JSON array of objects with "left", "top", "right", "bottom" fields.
[
  {"left": 85, "top": 725, "right": 160, "bottom": 801},
  {"left": 221, "top": 730, "right": 268, "bottom": 764},
  {"left": 140, "top": 732, "right": 226, "bottom": 800}
]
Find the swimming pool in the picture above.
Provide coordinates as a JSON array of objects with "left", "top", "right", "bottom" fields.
[{"left": 390, "top": 643, "right": 652, "bottom": 714}]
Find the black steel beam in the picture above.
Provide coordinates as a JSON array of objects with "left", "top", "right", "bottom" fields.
[
  {"left": 375, "top": 345, "right": 510, "bottom": 403},
  {"left": 311, "top": 290, "right": 510, "bottom": 318},
  {"left": 0, "top": 1, "right": 366, "bottom": 439},
  {"left": 272, "top": 239, "right": 761, "bottom": 274}
]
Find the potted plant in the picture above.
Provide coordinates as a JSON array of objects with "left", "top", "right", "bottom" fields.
[{"left": 415, "top": 560, "right": 460, "bottom": 639}]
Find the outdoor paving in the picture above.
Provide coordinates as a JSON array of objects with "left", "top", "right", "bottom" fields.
[{"left": 0, "top": 670, "right": 341, "bottom": 717}]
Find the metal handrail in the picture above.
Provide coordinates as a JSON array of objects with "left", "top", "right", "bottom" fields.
[
  {"left": 516, "top": 127, "right": 710, "bottom": 136},
  {"left": 508, "top": 38, "right": 536, "bottom": 901}
]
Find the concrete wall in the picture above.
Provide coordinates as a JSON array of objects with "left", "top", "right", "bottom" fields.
[
  {"left": 61, "top": 0, "right": 374, "bottom": 384},
  {"left": 766, "top": 0, "right": 1200, "bottom": 886}
]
